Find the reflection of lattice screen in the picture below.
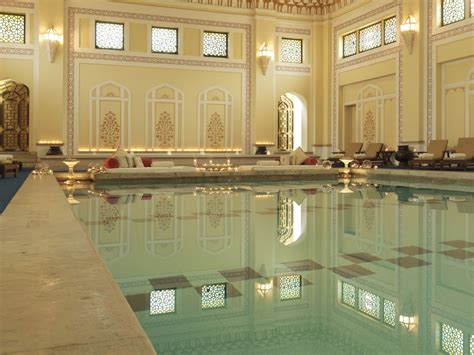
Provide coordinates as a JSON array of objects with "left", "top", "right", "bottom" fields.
[
  {"left": 359, "top": 23, "right": 382, "bottom": 53},
  {"left": 279, "top": 275, "right": 301, "bottom": 300},
  {"left": 342, "top": 282, "right": 356, "bottom": 307},
  {"left": 0, "top": 13, "right": 25, "bottom": 44},
  {"left": 384, "top": 17, "right": 397, "bottom": 45},
  {"left": 201, "top": 284, "right": 226, "bottom": 309},
  {"left": 441, "top": 323, "right": 464, "bottom": 354},
  {"left": 442, "top": 0, "right": 465, "bottom": 26},
  {"left": 203, "top": 31, "right": 228, "bottom": 57},
  {"left": 95, "top": 21, "right": 124, "bottom": 50},
  {"left": 358, "top": 289, "right": 380, "bottom": 319},
  {"left": 152, "top": 27, "right": 178, "bottom": 54},
  {"left": 343, "top": 32, "right": 357, "bottom": 58},
  {"left": 281, "top": 38, "right": 302, "bottom": 63},
  {"left": 383, "top": 299, "right": 396, "bottom": 327},
  {"left": 150, "top": 289, "right": 176, "bottom": 315}
]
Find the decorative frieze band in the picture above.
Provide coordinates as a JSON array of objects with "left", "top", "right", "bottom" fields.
[
  {"left": 335, "top": 47, "right": 400, "bottom": 70},
  {"left": 275, "top": 27, "right": 311, "bottom": 36},
  {"left": 275, "top": 65, "right": 310, "bottom": 73},
  {"left": 0, "top": 47, "right": 33, "bottom": 55},
  {"left": 69, "top": 7, "right": 249, "bottom": 30},
  {"left": 0, "top": 0, "right": 34, "bottom": 9}
]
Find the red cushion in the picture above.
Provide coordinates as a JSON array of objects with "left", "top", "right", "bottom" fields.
[
  {"left": 141, "top": 157, "right": 152, "bottom": 167},
  {"left": 302, "top": 157, "right": 318, "bottom": 165},
  {"left": 104, "top": 157, "right": 120, "bottom": 169},
  {"left": 104, "top": 196, "right": 120, "bottom": 205}
]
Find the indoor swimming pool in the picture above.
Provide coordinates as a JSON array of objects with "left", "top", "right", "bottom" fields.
[{"left": 69, "top": 181, "right": 474, "bottom": 354}]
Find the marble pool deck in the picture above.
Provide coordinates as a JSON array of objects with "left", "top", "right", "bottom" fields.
[{"left": 0, "top": 175, "right": 155, "bottom": 354}]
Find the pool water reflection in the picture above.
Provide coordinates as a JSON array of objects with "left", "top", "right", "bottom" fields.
[{"left": 70, "top": 181, "right": 474, "bottom": 354}]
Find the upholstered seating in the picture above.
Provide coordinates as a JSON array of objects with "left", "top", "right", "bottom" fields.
[
  {"left": 440, "top": 137, "right": 474, "bottom": 170},
  {"left": 411, "top": 139, "right": 448, "bottom": 168}
]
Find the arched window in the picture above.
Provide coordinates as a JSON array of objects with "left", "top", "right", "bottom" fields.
[{"left": 278, "top": 93, "right": 307, "bottom": 151}]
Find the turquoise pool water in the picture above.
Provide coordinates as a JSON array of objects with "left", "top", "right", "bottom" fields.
[{"left": 70, "top": 181, "right": 474, "bottom": 354}]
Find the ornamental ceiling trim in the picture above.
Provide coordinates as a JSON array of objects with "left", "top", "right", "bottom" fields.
[
  {"left": 332, "top": 0, "right": 401, "bottom": 148},
  {"left": 66, "top": 6, "right": 252, "bottom": 155},
  {"left": 186, "top": 0, "right": 356, "bottom": 16}
]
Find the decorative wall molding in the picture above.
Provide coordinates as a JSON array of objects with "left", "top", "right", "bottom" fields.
[
  {"left": 427, "top": 0, "right": 474, "bottom": 141},
  {"left": 332, "top": 0, "right": 401, "bottom": 149},
  {"left": 0, "top": 47, "right": 33, "bottom": 56},
  {"left": 0, "top": 0, "right": 34, "bottom": 9},
  {"left": 66, "top": 6, "right": 252, "bottom": 155},
  {"left": 275, "top": 27, "right": 311, "bottom": 35},
  {"left": 275, "top": 65, "right": 310, "bottom": 73}
]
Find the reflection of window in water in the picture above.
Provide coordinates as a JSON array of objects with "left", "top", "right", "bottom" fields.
[
  {"left": 150, "top": 288, "right": 176, "bottom": 315},
  {"left": 279, "top": 274, "right": 302, "bottom": 301},
  {"left": 201, "top": 283, "right": 226, "bottom": 309},
  {"left": 278, "top": 196, "right": 306, "bottom": 246},
  {"left": 439, "top": 322, "right": 472, "bottom": 354},
  {"left": 340, "top": 281, "right": 395, "bottom": 327}
]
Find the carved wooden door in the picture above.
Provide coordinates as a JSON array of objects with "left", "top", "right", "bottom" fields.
[{"left": 0, "top": 80, "right": 29, "bottom": 151}]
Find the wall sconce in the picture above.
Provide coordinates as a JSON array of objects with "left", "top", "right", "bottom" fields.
[
  {"left": 257, "top": 42, "right": 273, "bottom": 76},
  {"left": 42, "top": 25, "right": 61, "bottom": 63},
  {"left": 400, "top": 16, "right": 417, "bottom": 55},
  {"left": 399, "top": 314, "right": 417, "bottom": 332},
  {"left": 399, "top": 296, "right": 417, "bottom": 331}
]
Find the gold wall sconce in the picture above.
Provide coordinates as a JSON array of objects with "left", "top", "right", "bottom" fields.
[
  {"left": 42, "top": 25, "right": 62, "bottom": 63},
  {"left": 257, "top": 42, "right": 273, "bottom": 75},
  {"left": 399, "top": 314, "right": 417, "bottom": 332},
  {"left": 400, "top": 16, "right": 417, "bottom": 55}
]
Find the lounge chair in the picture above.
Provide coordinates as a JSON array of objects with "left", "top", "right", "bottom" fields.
[
  {"left": 353, "top": 143, "right": 384, "bottom": 166},
  {"left": 440, "top": 137, "right": 474, "bottom": 170},
  {"left": 328, "top": 142, "right": 363, "bottom": 163},
  {"left": 410, "top": 139, "right": 448, "bottom": 169}
]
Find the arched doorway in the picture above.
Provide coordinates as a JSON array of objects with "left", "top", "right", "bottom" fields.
[
  {"left": 0, "top": 79, "right": 29, "bottom": 151},
  {"left": 277, "top": 92, "right": 307, "bottom": 151}
]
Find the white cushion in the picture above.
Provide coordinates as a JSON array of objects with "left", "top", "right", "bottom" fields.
[
  {"left": 354, "top": 153, "right": 366, "bottom": 159},
  {"left": 450, "top": 153, "right": 466, "bottom": 159},
  {"left": 126, "top": 152, "right": 135, "bottom": 168},
  {"left": 0, "top": 154, "right": 14, "bottom": 161},
  {"left": 289, "top": 147, "right": 307, "bottom": 165},
  {"left": 418, "top": 153, "right": 434, "bottom": 159},
  {"left": 115, "top": 147, "right": 129, "bottom": 168},
  {"left": 257, "top": 160, "right": 280, "bottom": 166},
  {"left": 133, "top": 156, "right": 144, "bottom": 168},
  {"left": 280, "top": 155, "right": 290, "bottom": 165},
  {"left": 331, "top": 153, "right": 344, "bottom": 158},
  {"left": 151, "top": 161, "right": 175, "bottom": 167}
]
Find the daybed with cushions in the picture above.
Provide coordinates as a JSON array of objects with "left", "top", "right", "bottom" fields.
[
  {"left": 440, "top": 137, "right": 474, "bottom": 170},
  {"left": 410, "top": 139, "right": 448, "bottom": 169}
]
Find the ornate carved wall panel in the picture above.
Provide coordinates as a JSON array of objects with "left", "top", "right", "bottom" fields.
[
  {"left": 146, "top": 84, "right": 184, "bottom": 150},
  {"left": 88, "top": 81, "right": 130, "bottom": 151},
  {"left": 356, "top": 85, "right": 384, "bottom": 148},
  {"left": 198, "top": 87, "right": 233, "bottom": 150},
  {"left": 0, "top": 79, "right": 29, "bottom": 151}
]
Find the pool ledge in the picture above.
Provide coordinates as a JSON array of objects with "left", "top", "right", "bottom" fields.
[
  {"left": 360, "top": 168, "right": 474, "bottom": 185},
  {"left": 0, "top": 175, "right": 156, "bottom": 354}
]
